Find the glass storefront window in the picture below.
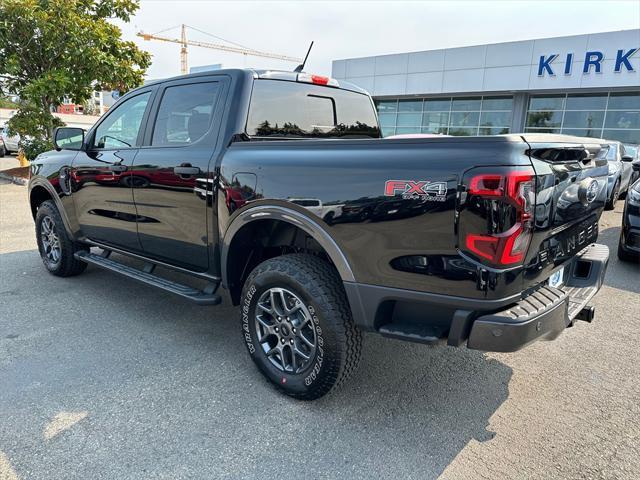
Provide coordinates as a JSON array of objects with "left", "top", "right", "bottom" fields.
[
  {"left": 396, "top": 112, "right": 422, "bottom": 127},
  {"left": 380, "top": 91, "right": 639, "bottom": 141},
  {"left": 422, "top": 112, "right": 449, "bottom": 127},
  {"left": 376, "top": 95, "right": 513, "bottom": 137},
  {"left": 529, "top": 95, "right": 565, "bottom": 111},
  {"left": 450, "top": 111, "right": 480, "bottom": 127},
  {"left": 378, "top": 113, "right": 397, "bottom": 128},
  {"left": 526, "top": 111, "right": 563, "bottom": 128},
  {"left": 395, "top": 127, "right": 421, "bottom": 134},
  {"left": 398, "top": 99, "right": 423, "bottom": 112},
  {"left": 448, "top": 127, "right": 477, "bottom": 136},
  {"left": 480, "top": 111, "right": 511, "bottom": 127},
  {"left": 565, "top": 95, "right": 608, "bottom": 110},
  {"left": 421, "top": 126, "right": 448, "bottom": 134},
  {"left": 605, "top": 111, "right": 640, "bottom": 129},
  {"left": 525, "top": 91, "right": 640, "bottom": 144},
  {"left": 482, "top": 97, "right": 513, "bottom": 110},
  {"left": 562, "top": 111, "right": 605, "bottom": 129},
  {"left": 376, "top": 100, "right": 398, "bottom": 112},
  {"left": 424, "top": 98, "right": 451, "bottom": 111},
  {"left": 608, "top": 93, "right": 640, "bottom": 110},
  {"left": 479, "top": 126, "right": 510, "bottom": 136},
  {"left": 451, "top": 97, "right": 481, "bottom": 111}
]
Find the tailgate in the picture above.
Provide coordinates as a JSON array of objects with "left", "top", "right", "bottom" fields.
[{"left": 522, "top": 135, "right": 609, "bottom": 288}]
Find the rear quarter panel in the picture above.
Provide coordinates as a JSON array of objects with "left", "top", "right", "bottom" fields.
[{"left": 219, "top": 136, "right": 532, "bottom": 300}]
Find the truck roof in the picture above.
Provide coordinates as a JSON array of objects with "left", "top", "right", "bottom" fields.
[{"left": 142, "top": 68, "right": 369, "bottom": 95}]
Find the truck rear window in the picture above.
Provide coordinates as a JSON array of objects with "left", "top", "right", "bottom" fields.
[{"left": 246, "top": 79, "right": 380, "bottom": 139}]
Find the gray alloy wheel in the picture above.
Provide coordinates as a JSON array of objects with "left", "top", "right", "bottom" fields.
[
  {"left": 241, "top": 253, "right": 362, "bottom": 400},
  {"left": 35, "top": 200, "right": 88, "bottom": 277},
  {"left": 254, "top": 287, "right": 317, "bottom": 374},
  {"left": 40, "top": 215, "right": 61, "bottom": 266},
  {"left": 606, "top": 180, "right": 620, "bottom": 210}
]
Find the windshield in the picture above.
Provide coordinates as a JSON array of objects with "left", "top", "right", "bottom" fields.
[
  {"left": 608, "top": 145, "right": 619, "bottom": 161},
  {"left": 246, "top": 80, "right": 380, "bottom": 139},
  {"left": 624, "top": 145, "right": 637, "bottom": 158}
]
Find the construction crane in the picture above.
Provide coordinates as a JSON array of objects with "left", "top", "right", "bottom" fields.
[{"left": 137, "top": 24, "right": 303, "bottom": 74}]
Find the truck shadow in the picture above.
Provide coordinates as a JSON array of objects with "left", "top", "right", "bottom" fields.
[
  {"left": 1, "top": 249, "right": 511, "bottom": 480},
  {"left": 309, "top": 335, "right": 511, "bottom": 478}
]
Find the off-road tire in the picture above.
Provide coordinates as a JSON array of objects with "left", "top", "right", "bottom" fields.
[
  {"left": 35, "top": 200, "right": 88, "bottom": 277},
  {"left": 240, "top": 254, "right": 362, "bottom": 400},
  {"left": 605, "top": 180, "right": 620, "bottom": 210}
]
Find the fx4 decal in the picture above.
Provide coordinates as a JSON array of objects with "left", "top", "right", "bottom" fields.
[{"left": 384, "top": 180, "right": 448, "bottom": 201}]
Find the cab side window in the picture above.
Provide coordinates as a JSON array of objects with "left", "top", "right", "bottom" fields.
[
  {"left": 151, "top": 82, "right": 220, "bottom": 146},
  {"left": 93, "top": 92, "right": 151, "bottom": 149}
]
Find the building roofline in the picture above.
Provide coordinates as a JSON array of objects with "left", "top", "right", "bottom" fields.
[{"left": 333, "top": 28, "right": 640, "bottom": 62}]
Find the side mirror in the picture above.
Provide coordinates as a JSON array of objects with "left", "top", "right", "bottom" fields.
[
  {"left": 633, "top": 163, "right": 640, "bottom": 172},
  {"left": 54, "top": 127, "right": 84, "bottom": 151},
  {"left": 621, "top": 154, "right": 634, "bottom": 162}
]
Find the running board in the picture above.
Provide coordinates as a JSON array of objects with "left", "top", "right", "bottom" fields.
[{"left": 74, "top": 251, "right": 222, "bottom": 305}]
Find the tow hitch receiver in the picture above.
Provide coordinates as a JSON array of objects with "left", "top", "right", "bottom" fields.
[
  {"left": 467, "top": 243, "right": 609, "bottom": 352},
  {"left": 575, "top": 305, "right": 595, "bottom": 323}
]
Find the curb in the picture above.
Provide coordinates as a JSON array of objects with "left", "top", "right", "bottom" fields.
[{"left": 0, "top": 172, "right": 28, "bottom": 186}]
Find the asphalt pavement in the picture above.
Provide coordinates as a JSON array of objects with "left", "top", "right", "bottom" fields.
[
  {"left": 1, "top": 177, "right": 639, "bottom": 480},
  {"left": 0, "top": 154, "right": 20, "bottom": 172}
]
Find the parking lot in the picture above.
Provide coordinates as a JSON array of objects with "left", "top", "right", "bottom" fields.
[{"left": 1, "top": 177, "right": 639, "bottom": 480}]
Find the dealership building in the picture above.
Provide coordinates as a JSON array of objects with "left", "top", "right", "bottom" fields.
[{"left": 331, "top": 29, "right": 640, "bottom": 144}]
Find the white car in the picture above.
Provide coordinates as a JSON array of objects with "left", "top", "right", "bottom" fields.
[
  {"left": 289, "top": 198, "right": 343, "bottom": 223},
  {"left": 1, "top": 125, "right": 20, "bottom": 153}
]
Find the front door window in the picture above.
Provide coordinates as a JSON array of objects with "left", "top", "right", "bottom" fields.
[{"left": 93, "top": 92, "right": 151, "bottom": 149}]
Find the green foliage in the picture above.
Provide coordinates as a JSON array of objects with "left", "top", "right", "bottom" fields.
[
  {"left": 5, "top": 100, "right": 64, "bottom": 138},
  {"left": 20, "top": 136, "right": 54, "bottom": 161},
  {"left": 0, "top": 0, "right": 150, "bottom": 148},
  {"left": 0, "top": 95, "right": 18, "bottom": 109}
]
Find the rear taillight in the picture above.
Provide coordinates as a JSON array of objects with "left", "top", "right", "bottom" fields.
[
  {"left": 297, "top": 73, "right": 339, "bottom": 87},
  {"left": 464, "top": 169, "right": 535, "bottom": 266}
]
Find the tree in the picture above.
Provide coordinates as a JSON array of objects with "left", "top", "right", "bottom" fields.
[
  {"left": 0, "top": 0, "right": 151, "bottom": 158},
  {"left": 0, "top": 94, "right": 18, "bottom": 108}
]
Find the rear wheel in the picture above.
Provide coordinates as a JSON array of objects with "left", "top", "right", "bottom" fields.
[
  {"left": 605, "top": 180, "right": 620, "bottom": 210},
  {"left": 35, "top": 200, "right": 88, "bottom": 276},
  {"left": 0, "top": 144, "right": 5, "bottom": 157},
  {"left": 240, "top": 254, "right": 362, "bottom": 400}
]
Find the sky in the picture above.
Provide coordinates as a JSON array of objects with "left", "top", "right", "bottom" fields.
[{"left": 117, "top": 0, "right": 640, "bottom": 80}]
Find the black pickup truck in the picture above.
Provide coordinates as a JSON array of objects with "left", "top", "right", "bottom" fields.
[{"left": 29, "top": 69, "right": 610, "bottom": 399}]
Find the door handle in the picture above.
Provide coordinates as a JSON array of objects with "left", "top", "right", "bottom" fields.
[
  {"left": 174, "top": 166, "right": 201, "bottom": 176},
  {"left": 109, "top": 164, "right": 128, "bottom": 172}
]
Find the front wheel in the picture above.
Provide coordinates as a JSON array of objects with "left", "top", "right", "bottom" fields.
[
  {"left": 605, "top": 180, "right": 620, "bottom": 211},
  {"left": 618, "top": 234, "right": 639, "bottom": 263},
  {"left": 240, "top": 254, "right": 362, "bottom": 400},
  {"left": 35, "top": 200, "right": 88, "bottom": 276}
]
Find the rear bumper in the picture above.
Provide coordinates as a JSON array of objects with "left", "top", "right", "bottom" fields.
[
  {"left": 467, "top": 243, "right": 609, "bottom": 352},
  {"left": 344, "top": 243, "right": 609, "bottom": 352}
]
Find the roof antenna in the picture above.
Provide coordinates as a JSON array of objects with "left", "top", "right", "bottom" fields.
[{"left": 294, "top": 41, "right": 314, "bottom": 73}]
